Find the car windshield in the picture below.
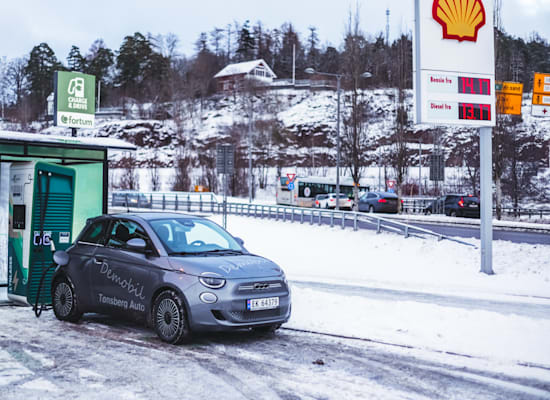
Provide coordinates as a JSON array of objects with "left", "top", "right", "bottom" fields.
[{"left": 150, "top": 218, "right": 242, "bottom": 255}]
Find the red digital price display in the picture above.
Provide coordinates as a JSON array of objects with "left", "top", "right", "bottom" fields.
[
  {"left": 458, "top": 77, "right": 491, "bottom": 95},
  {"left": 459, "top": 103, "right": 491, "bottom": 121}
]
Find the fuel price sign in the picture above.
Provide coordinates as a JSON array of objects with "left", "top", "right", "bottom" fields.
[{"left": 414, "top": 0, "right": 496, "bottom": 126}]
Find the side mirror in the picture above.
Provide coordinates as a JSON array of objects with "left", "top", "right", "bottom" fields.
[
  {"left": 127, "top": 238, "right": 147, "bottom": 251},
  {"left": 53, "top": 250, "right": 70, "bottom": 267},
  {"left": 234, "top": 237, "right": 245, "bottom": 247}
]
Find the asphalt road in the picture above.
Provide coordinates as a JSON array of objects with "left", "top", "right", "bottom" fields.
[
  {"left": 224, "top": 208, "right": 550, "bottom": 245},
  {"left": 1, "top": 306, "right": 549, "bottom": 400}
]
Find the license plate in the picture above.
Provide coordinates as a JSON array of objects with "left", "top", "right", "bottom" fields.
[
  {"left": 247, "top": 297, "right": 279, "bottom": 311},
  {"left": 469, "top": 204, "right": 477, "bottom": 208}
]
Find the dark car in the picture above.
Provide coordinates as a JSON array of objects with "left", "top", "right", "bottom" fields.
[
  {"left": 50, "top": 212, "right": 291, "bottom": 344},
  {"left": 424, "top": 194, "right": 480, "bottom": 218},
  {"left": 111, "top": 191, "right": 152, "bottom": 208},
  {"left": 358, "top": 192, "right": 400, "bottom": 213}
]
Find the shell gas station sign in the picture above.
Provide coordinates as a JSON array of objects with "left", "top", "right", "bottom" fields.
[
  {"left": 414, "top": 0, "right": 496, "bottom": 275},
  {"left": 414, "top": 0, "right": 496, "bottom": 127}
]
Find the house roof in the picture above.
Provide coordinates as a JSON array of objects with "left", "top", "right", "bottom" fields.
[{"left": 214, "top": 59, "right": 277, "bottom": 79}]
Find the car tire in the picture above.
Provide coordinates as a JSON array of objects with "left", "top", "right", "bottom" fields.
[
  {"left": 450, "top": 210, "right": 457, "bottom": 217},
  {"left": 253, "top": 323, "right": 281, "bottom": 334},
  {"left": 153, "top": 290, "right": 191, "bottom": 344},
  {"left": 52, "top": 276, "right": 82, "bottom": 323},
  {"left": 369, "top": 205, "right": 375, "bottom": 213}
]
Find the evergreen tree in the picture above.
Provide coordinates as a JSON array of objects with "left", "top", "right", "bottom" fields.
[
  {"left": 319, "top": 46, "right": 340, "bottom": 74},
  {"left": 67, "top": 45, "right": 86, "bottom": 71},
  {"left": 116, "top": 32, "right": 153, "bottom": 99},
  {"left": 86, "top": 41, "right": 114, "bottom": 84},
  {"left": 236, "top": 20, "right": 255, "bottom": 61},
  {"left": 305, "top": 26, "right": 320, "bottom": 69},
  {"left": 25, "top": 42, "right": 62, "bottom": 118}
]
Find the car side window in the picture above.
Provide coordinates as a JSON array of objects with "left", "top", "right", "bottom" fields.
[
  {"left": 107, "top": 220, "right": 151, "bottom": 251},
  {"left": 79, "top": 220, "right": 109, "bottom": 245},
  {"left": 367, "top": 193, "right": 375, "bottom": 199}
]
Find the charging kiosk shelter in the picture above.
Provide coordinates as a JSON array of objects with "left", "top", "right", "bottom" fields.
[{"left": 0, "top": 130, "right": 136, "bottom": 305}]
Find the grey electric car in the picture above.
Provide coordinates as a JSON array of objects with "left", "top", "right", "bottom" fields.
[{"left": 51, "top": 212, "right": 291, "bottom": 344}]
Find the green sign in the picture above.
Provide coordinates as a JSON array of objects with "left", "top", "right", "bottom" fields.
[{"left": 54, "top": 71, "right": 96, "bottom": 129}]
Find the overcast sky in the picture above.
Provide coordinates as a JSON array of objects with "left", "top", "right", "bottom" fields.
[{"left": 2, "top": 0, "right": 549, "bottom": 61}]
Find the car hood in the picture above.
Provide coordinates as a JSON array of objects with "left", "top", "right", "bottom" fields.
[{"left": 168, "top": 254, "right": 283, "bottom": 279}]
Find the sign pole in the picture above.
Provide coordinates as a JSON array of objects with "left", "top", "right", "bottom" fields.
[
  {"left": 480, "top": 126, "right": 493, "bottom": 275},
  {"left": 223, "top": 171, "right": 228, "bottom": 229}
]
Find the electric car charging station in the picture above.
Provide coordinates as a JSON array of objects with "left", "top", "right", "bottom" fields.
[{"left": 0, "top": 130, "right": 136, "bottom": 307}]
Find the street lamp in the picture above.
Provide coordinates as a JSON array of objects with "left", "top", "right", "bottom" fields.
[{"left": 305, "top": 68, "right": 372, "bottom": 210}]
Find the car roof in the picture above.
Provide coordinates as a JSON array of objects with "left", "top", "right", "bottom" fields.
[{"left": 88, "top": 212, "right": 202, "bottom": 224}]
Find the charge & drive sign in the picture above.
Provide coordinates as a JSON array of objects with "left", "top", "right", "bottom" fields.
[{"left": 54, "top": 71, "right": 96, "bottom": 129}]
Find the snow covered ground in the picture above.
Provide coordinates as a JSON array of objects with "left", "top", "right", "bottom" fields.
[
  {"left": 0, "top": 212, "right": 549, "bottom": 399},
  {"left": 210, "top": 214, "right": 550, "bottom": 368}
]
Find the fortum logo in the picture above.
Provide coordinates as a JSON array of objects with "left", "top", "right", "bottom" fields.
[
  {"left": 68, "top": 77, "right": 85, "bottom": 97},
  {"left": 60, "top": 115, "right": 93, "bottom": 127}
]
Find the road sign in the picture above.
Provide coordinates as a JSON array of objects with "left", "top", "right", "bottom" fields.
[
  {"left": 532, "top": 73, "right": 550, "bottom": 117},
  {"left": 496, "top": 81, "right": 523, "bottom": 115},
  {"left": 532, "top": 93, "right": 550, "bottom": 106},
  {"left": 386, "top": 180, "right": 396, "bottom": 190},
  {"left": 532, "top": 105, "right": 550, "bottom": 117},
  {"left": 533, "top": 73, "right": 550, "bottom": 93},
  {"left": 286, "top": 173, "right": 296, "bottom": 183},
  {"left": 414, "top": 0, "right": 496, "bottom": 127},
  {"left": 429, "top": 153, "right": 445, "bottom": 181},
  {"left": 287, "top": 182, "right": 295, "bottom": 191},
  {"left": 216, "top": 144, "right": 234, "bottom": 175}
]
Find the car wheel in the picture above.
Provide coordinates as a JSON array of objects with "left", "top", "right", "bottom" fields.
[
  {"left": 52, "top": 277, "right": 82, "bottom": 322},
  {"left": 153, "top": 290, "right": 190, "bottom": 344},
  {"left": 425, "top": 209, "right": 432, "bottom": 215},
  {"left": 253, "top": 323, "right": 281, "bottom": 335},
  {"left": 369, "top": 205, "right": 375, "bottom": 213},
  {"left": 450, "top": 210, "right": 457, "bottom": 217}
]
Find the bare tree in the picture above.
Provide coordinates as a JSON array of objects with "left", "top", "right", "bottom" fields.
[
  {"left": 340, "top": 6, "right": 371, "bottom": 209},
  {"left": 119, "top": 155, "right": 139, "bottom": 190}
]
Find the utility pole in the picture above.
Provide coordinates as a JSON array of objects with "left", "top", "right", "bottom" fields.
[
  {"left": 336, "top": 75, "right": 341, "bottom": 210},
  {"left": 418, "top": 140, "right": 422, "bottom": 196},
  {"left": 248, "top": 96, "right": 253, "bottom": 203}
]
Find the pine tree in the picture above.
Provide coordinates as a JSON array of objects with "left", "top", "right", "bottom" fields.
[
  {"left": 67, "top": 45, "right": 86, "bottom": 72},
  {"left": 25, "top": 42, "right": 62, "bottom": 118},
  {"left": 236, "top": 20, "right": 255, "bottom": 61},
  {"left": 116, "top": 32, "right": 153, "bottom": 99}
]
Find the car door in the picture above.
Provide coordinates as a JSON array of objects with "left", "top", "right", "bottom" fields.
[
  {"left": 90, "top": 219, "right": 157, "bottom": 318},
  {"left": 69, "top": 218, "right": 112, "bottom": 309}
]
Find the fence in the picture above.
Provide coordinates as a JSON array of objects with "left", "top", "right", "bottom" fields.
[{"left": 110, "top": 191, "right": 475, "bottom": 247}]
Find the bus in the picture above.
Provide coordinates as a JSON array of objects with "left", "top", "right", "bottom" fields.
[{"left": 276, "top": 176, "right": 370, "bottom": 207}]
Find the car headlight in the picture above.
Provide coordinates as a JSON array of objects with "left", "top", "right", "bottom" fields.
[{"left": 199, "top": 274, "right": 226, "bottom": 289}]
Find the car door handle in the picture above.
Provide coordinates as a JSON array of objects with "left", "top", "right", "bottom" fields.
[{"left": 93, "top": 257, "right": 104, "bottom": 265}]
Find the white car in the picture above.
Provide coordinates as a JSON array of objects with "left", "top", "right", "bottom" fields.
[{"left": 314, "top": 193, "right": 353, "bottom": 210}]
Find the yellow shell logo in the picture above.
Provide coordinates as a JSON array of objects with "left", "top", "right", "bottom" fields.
[{"left": 432, "top": 0, "right": 486, "bottom": 42}]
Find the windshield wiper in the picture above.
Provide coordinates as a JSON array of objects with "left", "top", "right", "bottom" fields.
[
  {"left": 200, "top": 249, "right": 244, "bottom": 255},
  {"left": 168, "top": 251, "right": 205, "bottom": 257}
]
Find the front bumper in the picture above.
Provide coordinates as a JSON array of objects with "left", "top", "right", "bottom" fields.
[{"left": 184, "top": 276, "right": 291, "bottom": 332}]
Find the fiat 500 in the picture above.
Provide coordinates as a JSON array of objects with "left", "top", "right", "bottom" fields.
[{"left": 51, "top": 212, "right": 291, "bottom": 344}]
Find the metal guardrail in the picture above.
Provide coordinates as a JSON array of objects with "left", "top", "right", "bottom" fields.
[
  {"left": 401, "top": 197, "right": 550, "bottom": 219},
  {"left": 110, "top": 191, "right": 476, "bottom": 248}
]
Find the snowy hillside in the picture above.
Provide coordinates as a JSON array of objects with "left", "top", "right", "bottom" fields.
[{"left": 39, "top": 88, "right": 550, "bottom": 167}]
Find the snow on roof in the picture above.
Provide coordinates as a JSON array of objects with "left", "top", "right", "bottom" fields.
[
  {"left": 214, "top": 59, "right": 277, "bottom": 79},
  {"left": 0, "top": 130, "right": 136, "bottom": 151}
]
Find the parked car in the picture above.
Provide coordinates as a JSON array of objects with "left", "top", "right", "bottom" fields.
[
  {"left": 314, "top": 193, "right": 353, "bottom": 210},
  {"left": 358, "top": 192, "right": 400, "bottom": 213},
  {"left": 51, "top": 212, "right": 291, "bottom": 344},
  {"left": 424, "top": 194, "right": 480, "bottom": 218},
  {"left": 112, "top": 191, "right": 152, "bottom": 208}
]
